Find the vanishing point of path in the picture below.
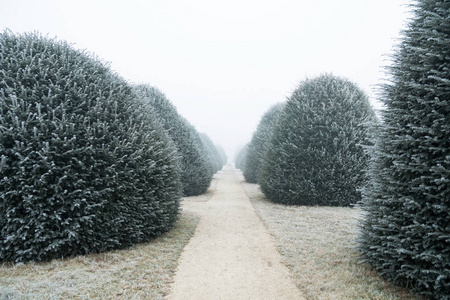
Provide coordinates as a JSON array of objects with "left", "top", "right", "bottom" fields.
[{"left": 168, "top": 166, "right": 305, "bottom": 300}]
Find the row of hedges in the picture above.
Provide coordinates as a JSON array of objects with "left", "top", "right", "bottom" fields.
[
  {"left": 234, "top": 144, "right": 248, "bottom": 171},
  {"left": 133, "top": 85, "right": 224, "bottom": 196},
  {"left": 243, "top": 103, "right": 284, "bottom": 184},
  {"left": 0, "top": 31, "right": 224, "bottom": 263},
  {"left": 200, "top": 133, "right": 227, "bottom": 174},
  {"left": 260, "top": 75, "right": 375, "bottom": 207},
  {"left": 238, "top": 74, "right": 375, "bottom": 207},
  {"left": 237, "top": 0, "right": 449, "bottom": 298}
]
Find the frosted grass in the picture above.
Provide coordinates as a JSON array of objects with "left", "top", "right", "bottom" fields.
[
  {"left": 0, "top": 212, "right": 199, "bottom": 299},
  {"left": 240, "top": 173, "right": 424, "bottom": 300}
]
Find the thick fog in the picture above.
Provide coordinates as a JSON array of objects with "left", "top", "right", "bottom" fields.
[{"left": 0, "top": 0, "right": 411, "bottom": 160}]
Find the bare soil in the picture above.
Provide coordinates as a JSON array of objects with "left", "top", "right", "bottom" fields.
[{"left": 168, "top": 166, "right": 305, "bottom": 300}]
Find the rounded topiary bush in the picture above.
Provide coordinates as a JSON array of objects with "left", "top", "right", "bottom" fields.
[
  {"left": 234, "top": 144, "right": 248, "bottom": 171},
  {"left": 200, "top": 133, "right": 224, "bottom": 173},
  {"left": 0, "top": 31, "right": 182, "bottom": 263},
  {"left": 216, "top": 145, "right": 228, "bottom": 166},
  {"left": 244, "top": 103, "right": 284, "bottom": 183},
  {"left": 259, "top": 74, "right": 375, "bottom": 206},
  {"left": 359, "top": 0, "right": 450, "bottom": 298},
  {"left": 134, "top": 84, "right": 213, "bottom": 196}
]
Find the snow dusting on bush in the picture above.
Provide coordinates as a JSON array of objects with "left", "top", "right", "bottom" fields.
[{"left": 0, "top": 31, "right": 182, "bottom": 263}]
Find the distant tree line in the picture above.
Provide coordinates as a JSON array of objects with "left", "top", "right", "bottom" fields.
[
  {"left": 236, "top": 0, "right": 449, "bottom": 298},
  {"left": 0, "top": 31, "right": 226, "bottom": 263}
]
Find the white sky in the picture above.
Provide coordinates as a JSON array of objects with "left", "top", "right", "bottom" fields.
[{"left": 0, "top": 0, "right": 411, "bottom": 161}]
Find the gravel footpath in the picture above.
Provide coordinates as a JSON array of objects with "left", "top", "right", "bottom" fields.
[{"left": 167, "top": 166, "right": 304, "bottom": 300}]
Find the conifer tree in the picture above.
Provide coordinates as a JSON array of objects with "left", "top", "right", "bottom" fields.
[
  {"left": 235, "top": 144, "right": 248, "bottom": 171},
  {"left": 244, "top": 103, "right": 284, "bottom": 183},
  {"left": 359, "top": 1, "right": 450, "bottom": 298},
  {"left": 134, "top": 84, "right": 213, "bottom": 196},
  {"left": 200, "top": 133, "right": 224, "bottom": 173},
  {"left": 216, "top": 144, "right": 228, "bottom": 166},
  {"left": 259, "top": 74, "right": 375, "bottom": 206},
  {"left": 0, "top": 31, "right": 181, "bottom": 262}
]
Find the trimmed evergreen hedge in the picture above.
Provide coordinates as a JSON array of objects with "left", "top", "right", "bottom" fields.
[
  {"left": 216, "top": 144, "right": 228, "bottom": 166},
  {"left": 259, "top": 74, "right": 375, "bottom": 206},
  {"left": 134, "top": 84, "right": 213, "bottom": 196},
  {"left": 0, "top": 31, "right": 182, "bottom": 263},
  {"left": 235, "top": 144, "right": 248, "bottom": 171},
  {"left": 359, "top": 1, "right": 450, "bottom": 298},
  {"left": 243, "top": 103, "right": 284, "bottom": 183},
  {"left": 200, "top": 133, "right": 225, "bottom": 173}
]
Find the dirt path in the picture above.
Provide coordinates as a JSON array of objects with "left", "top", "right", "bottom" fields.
[{"left": 167, "top": 166, "right": 305, "bottom": 300}]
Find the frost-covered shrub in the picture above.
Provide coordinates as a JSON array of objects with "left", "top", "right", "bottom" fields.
[
  {"left": 216, "top": 144, "right": 228, "bottom": 166},
  {"left": 359, "top": 1, "right": 450, "bottom": 298},
  {"left": 234, "top": 144, "right": 248, "bottom": 171},
  {"left": 200, "top": 133, "right": 224, "bottom": 173},
  {"left": 0, "top": 31, "right": 182, "bottom": 263},
  {"left": 134, "top": 84, "right": 213, "bottom": 196},
  {"left": 244, "top": 103, "right": 284, "bottom": 183},
  {"left": 259, "top": 74, "right": 375, "bottom": 206}
]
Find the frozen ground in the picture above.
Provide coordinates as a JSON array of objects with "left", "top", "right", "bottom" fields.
[{"left": 168, "top": 166, "right": 304, "bottom": 300}]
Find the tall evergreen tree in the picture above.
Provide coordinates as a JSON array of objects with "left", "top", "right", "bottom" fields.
[
  {"left": 244, "top": 103, "right": 284, "bottom": 183},
  {"left": 134, "top": 84, "right": 213, "bottom": 196},
  {"left": 259, "top": 74, "right": 375, "bottom": 206},
  {"left": 0, "top": 31, "right": 181, "bottom": 263},
  {"left": 359, "top": 1, "right": 450, "bottom": 298}
]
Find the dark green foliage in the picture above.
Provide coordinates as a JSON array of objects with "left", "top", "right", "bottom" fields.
[
  {"left": 234, "top": 144, "right": 248, "bottom": 171},
  {"left": 200, "top": 133, "right": 225, "bottom": 173},
  {"left": 259, "top": 74, "right": 375, "bottom": 206},
  {"left": 359, "top": 1, "right": 450, "bottom": 298},
  {"left": 134, "top": 84, "right": 213, "bottom": 196},
  {"left": 244, "top": 103, "right": 284, "bottom": 183},
  {"left": 0, "top": 31, "right": 182, "bottom": 263}
]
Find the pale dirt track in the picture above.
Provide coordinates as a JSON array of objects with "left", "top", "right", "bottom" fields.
[{"left": 167, "top": 166, "right": 305, "bottom": 300}]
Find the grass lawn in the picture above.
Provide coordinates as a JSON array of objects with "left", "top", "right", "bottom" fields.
[
  {"left": 0, "top": 211, "right": 199, "bottom": 300},
  {"left": 240, "top": 173, "right": 424, "bottom": 300}
]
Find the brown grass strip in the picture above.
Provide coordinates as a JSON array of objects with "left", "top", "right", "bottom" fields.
[
  {"left": 0, "top": 211, "right": 199, "bottom": 300},
  {"left": 240, "top": 177, "right": 424, "bottom": 300}
]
